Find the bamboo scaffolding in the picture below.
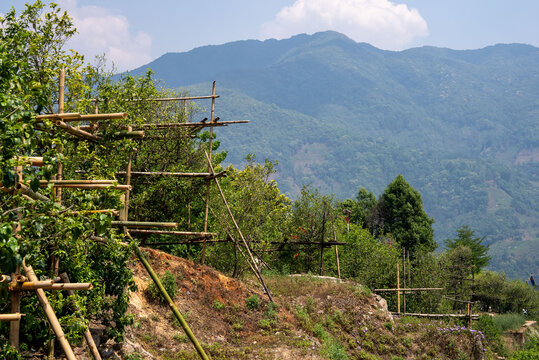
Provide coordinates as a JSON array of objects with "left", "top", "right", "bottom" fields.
[
  {"left": 68, "top": 209, "right": 119, "bottom": 216},
  {"left": 60, "top": 273, "right": 102, "bottom": 360},
  {"left": 36, "top": 180, "right": 119, "bottom": 185},
  {"left": 128, "top": 229, "right": 216, "bottom": 236},
  {"left": 22, "top": 260, "right": 77, "bottom": 360},
  {"left": 116, "top": 171, "right": 226, "bottom": 178},
  {"left": 90, "top": 95, "right": 219, "bottom": 103},
  {"left": 110, "top": 220, "right": 178, "bottom": 228},
  {"left": 204, "top": 150, "right": 274, "bottom": 302},
  {"left": 0, "top": 313, "right": 24, "bottom": 322}
]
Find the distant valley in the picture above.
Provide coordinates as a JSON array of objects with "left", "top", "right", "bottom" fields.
[{"left": 129, "top": 31, "right": 539, "bottom": 280}]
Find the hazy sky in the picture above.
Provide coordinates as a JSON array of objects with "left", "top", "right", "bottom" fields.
[{"left": 2, "top": 0, "right": 538, "bottom": 71}]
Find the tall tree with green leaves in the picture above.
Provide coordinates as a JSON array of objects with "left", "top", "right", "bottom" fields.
[
  {"left": 445, "top": 225, "right": 491, "bottom": 276},
  {"left": 373, "top": 174, "right": 436, "bottom": 253}
]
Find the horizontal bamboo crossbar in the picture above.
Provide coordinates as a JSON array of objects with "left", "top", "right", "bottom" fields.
[
  {"left": 374, "top": 288, "right": 444, "bottom": 292},
  {"left": 90, "top": 95, "right": 220, "bottom": 102},
  {"left": 43, "top": 183, "right": 130, "bottom": 190},
  {"left": 391, "top": 312, "right": 479, "bottom": 319},
  {"left": 110, "top": 221, "right": 178, "bottom": 228},
  {"left": 37, "top": 112, "right": 127, "bottom": 122},
  {"left": 0, "top": 313, "right": 25, "bottom": 322},
  {"left": 19, "top": 156, "right": 44, "bottom": 166},
  {"left": 128, "top": 229, "right": 216, "bottom": 236},
  {"left": 36, "top": 180, "right": 118, "bottom": 185},
  {"left": 116, "top": 171, "right": 226, "bottom": 178},
  {"left": 133, "top": 120, "right": 249, "bottom": 129},
  {"left": 68, "top": 209, "right": 119, "bottom": 216},
  {"left": 143, "top": 239, "right": 230, "bottom": 246},
  {"left": 20, "top": 283, "right": 93, "bottom": 291},
  {"left": 13, "top": 184, "right": 51, "bottom": 202}
]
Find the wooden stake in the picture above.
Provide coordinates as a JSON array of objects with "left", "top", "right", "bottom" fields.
[
  {"left": 0, "top": 313, "right": 24, "bottom": 322},
  {"left": 22, "top": 260, "right": 77, "bottom": 360},
  {"left": 9, "top": 271, "right": 21, "bottom": 348},
  {"left": 403, "top": 248, "right": 406, "bottom": 315},
  {"left": 123, "top": 126, "right": 133, "bottom": 235}
]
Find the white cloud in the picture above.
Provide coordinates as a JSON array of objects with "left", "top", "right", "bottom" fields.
[
  {"left": 261, "top": 0, "right": 428, "bottom": 50},
  {"left": 59, "top": 0, "right": 152, "bottom": 71}
]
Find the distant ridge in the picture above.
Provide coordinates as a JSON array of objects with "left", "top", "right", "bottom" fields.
[{"left": 128, "top": 31, "right": 539, "bottom": 280}]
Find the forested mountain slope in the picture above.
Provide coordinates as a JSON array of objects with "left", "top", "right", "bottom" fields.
[{"left": 129, "top": 31, "right": 539, "bottom": 279}]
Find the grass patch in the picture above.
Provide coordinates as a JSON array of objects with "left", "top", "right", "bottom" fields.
[{"left": 493, "top": 313, "right": 525, "bottom": 331}]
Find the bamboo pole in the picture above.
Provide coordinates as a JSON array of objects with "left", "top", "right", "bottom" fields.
[
  {"left": 132, "top": 120, "right": 248, "bottom": 129},
  {"left": 14, "top": 183, "right": 51, "bottom": 202},
  {"left": 44, "top": 184, "right": 130, "bottom": 190},
  {"left": 319, "top": 203, "right": 326, "bottom": 276},
  {"left": 143, "top": 239, "right": 230, "bottom": 246},
  {"left": 116, "top": 171, "right": 226, "bottom": 178},
  {"left": 204, "top": 151, "right": 274, "bottom": 302},
  {"left": 20, "top": 156, "right": 44, "bottom": 166},
  {"left": 128, "top": 229, "right": 216, "bottom": 236},
  {"left": 391, "top": 312, "right": 479, "bottom": 319},
  {"left": 37, "top": 180, "right": 119, "bottom": 185},
  {"left": 54, "top": 120, "right": 103, "bottom": 141},
  {"left": 37, "top": 112, "right": 127, "bottom": 121},
  {"left": 403, "top": 248, "right": 406, "bottom": 315},
  {"left": 333, "top": 223, "right": 341, "bottom": 280},
  {"left": 0, "top": 313, "right": 24, "bottom": 322},
  {"left": 123, "top": 126, "right": 133, "bottom": 235},
  {"left": 9, "top": 274, "right": 20, "bottom": 347},
  {"left": 110, "top": 221, "right": 178, "bottom": 228},
  {"left": 22, "top": 260, "right": 77, "bottom": 360},
  {"left": 374, "top": 288, "right": 444, "bottom": 292},
  {"left": 397, "top": 262, "right": 400, "bottom": 314},
  {"left": 68, "top": 209, "right": 119, "bottom": 216},
  {"left": 201, "top": 82, "right": 217, "bottom": 264},
  {"left": 60, "top": 273, "right": 102, "bottom": 360},
  {"left": 129, "top": 243, "right": 210, "bottom": 360},
  {"left": 56, "top": 69, "right": 65, "bottom": 206},
  {"left": 14, "top": 282, "right": 93, "bottom": 291}
]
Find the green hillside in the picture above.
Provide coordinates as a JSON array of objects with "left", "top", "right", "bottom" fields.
[{"left": 129, "top": 31, "right": 538, "bottom": 280}]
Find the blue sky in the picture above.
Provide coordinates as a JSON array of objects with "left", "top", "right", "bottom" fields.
[{"left": 2, "top": 0, "right": 538, "bottom": 71}]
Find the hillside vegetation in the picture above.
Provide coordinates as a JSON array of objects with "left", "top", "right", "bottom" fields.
[{"left": 130, "top": 32, "right": 539, "bottom": 279}]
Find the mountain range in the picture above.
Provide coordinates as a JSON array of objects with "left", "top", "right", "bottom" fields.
[{"left": 128, "top": 31, "right": 539, "bottom": 280}]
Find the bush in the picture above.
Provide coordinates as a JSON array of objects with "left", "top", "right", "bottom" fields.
[
  {"left": 476, "top": 314, "right": 505, "bottom": 355},
  {"left": 147, "top": 271, "right": 177, "bottom": 303},
  {"left": 245, "top": 294, "right": 260, "bottom": 310}
]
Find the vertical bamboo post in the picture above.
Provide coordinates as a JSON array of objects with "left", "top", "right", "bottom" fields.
[
  {"left": 397, "top": 262, "right": 401, "bottom": 314},
  {"left": 403, "top": 248, "right": 406, "bottom": 315},
  {"left": 130, "top": 244, "right": 210, "bottom": 360},
  {"left": 9, "top": 268, "right": 21, "bottom": 348},
  {"left": 22, "top": 261, "right": 77, "bottom": 360},
  {"left": 51, "top": 71, "right": 65, "bottom": 358},
  {"left": 319, "top": 204, "right": 326, "bottom": 276},
  {"left": 467, "top": 303, "right": 472, "bottom": 329},
  {"left": 60, "top": 273, "right": 101, "bottom": 360},
  {"left": 123, "top": 128, "right": 133, "bottom": 235},
  {"left": 56, "top": 69, "right": 65, "bottom": 204},
  {"left": 183, "top": 100, "right": 187, "bottom": 123},
  {"left": 333, "top": 223, "right": 341, "bottom": 280},
  {"left": 201, "top": 81, "right": 216, "bottom": 264}
]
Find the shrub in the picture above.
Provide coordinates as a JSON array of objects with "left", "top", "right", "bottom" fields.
[
  {"left": 147, "top": 271, "right": 177, "bottom": 303},
  {"left": 245, "top": 295, "right": 260, "bottom": 310},
  {"left": 213, "top": 300, "right": 225, "bottom": 310},
  {"left": 511, "top": 337, "right": 539, "bottom": 360}
]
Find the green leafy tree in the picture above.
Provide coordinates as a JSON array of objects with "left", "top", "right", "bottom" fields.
[
  {"left": 444, "top": 225, "right": 491, "bottom": 275},
  {"left": 372, "top": 174, "right": 435, "bottom": 253}
]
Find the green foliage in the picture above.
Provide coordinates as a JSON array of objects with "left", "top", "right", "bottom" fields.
[
  {"left": 511, "top": 337, "right": 539, "bottom": 360},
  {"left": 445, "top": 225, "right": 491, "bottom": 275},
  {"left": 473, "top": 271, "right": 539, "bottom": 319},
  {"left": 213, "top": 300, "right": 225, "bottom": 310},
  {"left": 476, "top": 314, "right": 505, "bottom": 355},
  {"left": 374, "top": 175, "right": 436, "bottom": 253},
  {"left": 245, "top": 294, "right": 260, "bottom": 310},
  {"left": 147, "top": 271, "right": 178, "bottom": 303}
]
